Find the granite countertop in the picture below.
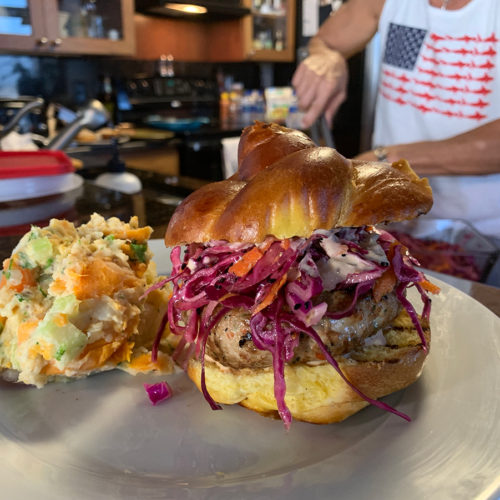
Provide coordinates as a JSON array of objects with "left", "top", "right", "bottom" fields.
[{"left": 0, "top": 179, "right": 186, "bottom": 263}]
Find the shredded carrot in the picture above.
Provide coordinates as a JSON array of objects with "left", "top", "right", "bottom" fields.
[
  {"left": 252, "top": 273, "right": 288, "bottom": 315},
  {"left": 127, "top": 351, "right": 172, "bottom": 373},
  {"left": 41, "top": 363, "right": 64, "bottom": 376},
  {"left": 420, "top": 279, "right": 441, "bottom": 294},
  {"left": 127, "top": 352, "right": 154, "bottom": 371},
  {"left": 77, "top": 339, "right": 121, "bottom": 371},
  {"left": 17, "top": 320, "right": 39, "bottom": 345},
  {"left": 69, "top": 259, "right": 139, "bottom": 300},
  {"left": 281, "top": 238, "right": 290, "bottom": 250},
  {"left": 1, "top": 257, "right": 36, "bottom": 292},
  {"left": 109, "top": 340, "right": 134, "bottom": 365},
  {"left": 104, "top": 226, "right": 151, "bottom": 242},
  {"left": 52, "top": 313, "right": 68, "bottom": 327},
  {"left": 33, "top": 339, "right": 54, "bottom": 361},
  {"left": 373, "top": 267, "right": 397, "bottom": 302},
  {"left": 228, "top": 246, "right": 263, "bottom": 277},
  {"left": 49, "top": 279, "right": 66, "bottom": 295}
]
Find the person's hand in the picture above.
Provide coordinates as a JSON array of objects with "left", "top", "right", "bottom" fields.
[
  {"left": 354, "top": 149, "right": 384, "bottom": 162},
  {"left": 354, "top": 147, "right": 398, "bottom": 163},
  {"left": 292, "top": 38, "right": 348, "bottom": 129}
]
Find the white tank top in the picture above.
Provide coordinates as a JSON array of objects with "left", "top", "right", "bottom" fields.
[{"left": 373, "top": 0, "right": 500, "bottom": 240}]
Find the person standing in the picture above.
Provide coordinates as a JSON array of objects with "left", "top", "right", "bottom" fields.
[{"left": 292, "top": 0, "right": 500, "bottom": 242}]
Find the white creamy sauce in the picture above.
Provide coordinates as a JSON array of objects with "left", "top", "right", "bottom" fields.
[
  {"left": 362, "top": 233, "right": 390, "bottom": 266},
  {"left": 315, "top": 230, "right": 389, "bottom": 291},
  {"left": 317, "top": 253, "right": 375, "bottom": 291}
]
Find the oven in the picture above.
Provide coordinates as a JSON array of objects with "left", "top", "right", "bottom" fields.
[{"left": 119, "top": 74, "right": 232, "bottom": 180}]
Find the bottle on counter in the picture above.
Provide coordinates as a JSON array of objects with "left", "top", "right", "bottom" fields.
[
  {"left": 285, "top": 91, "right": 305, "bottom": 129},
  {"left": 219, "top": 91, "right": 230, "bottom": 125},
  {"left": 240, "top": 90, "right": 252, "bottom": 125},
  {"left": 98, "top": 75, "right": 116, "bottom": 125},
  {"left": 252, "top": 90, "right": 266, "bottom": 122},
  {"left": 229, "top": 82, "right": 244, "bottom": 125}
]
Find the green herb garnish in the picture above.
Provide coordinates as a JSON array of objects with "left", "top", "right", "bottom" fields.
[
  {"left": 2, "top": 258, "right": 13, "bottom": 280},
  {"left": 18, "top": 252, "right": 34, "bottom": 269},
  {"left": 55, "top": 346, "right": 66, "bottom": 361},
  {"left": 43, "top": 257, "right": 54, "bottom": 270},
  {"left": 130, "top": 242, "right": 148, "bottom": 263}
]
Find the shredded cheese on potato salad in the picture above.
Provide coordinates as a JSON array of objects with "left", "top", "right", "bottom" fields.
[{"left": 0, "top": 213, "right": 172, "bottom": 387}]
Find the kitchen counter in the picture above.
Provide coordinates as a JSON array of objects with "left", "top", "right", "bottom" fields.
[
  {"left": 66, "top": 123, "right": 245, "bottom": 182},
  {"left": 0, "top": 177, "right": 192, "bottom": 262},
  {"left": 1, "top": 179, "right": 499, "bottom": 318}
]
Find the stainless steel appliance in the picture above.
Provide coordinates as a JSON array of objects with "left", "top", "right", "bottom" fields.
[{"left": 120, "top": 74, "right": 237, "bottom": 180}]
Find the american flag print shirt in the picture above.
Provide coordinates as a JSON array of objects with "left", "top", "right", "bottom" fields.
[{"left": 373, "top": 0, "right": 500, "bottom": 147}]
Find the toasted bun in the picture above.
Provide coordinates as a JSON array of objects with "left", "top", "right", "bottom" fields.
[
  {"left": 165, "top": 122, "right": 432, "bottom": 246},
  {"left": 187, "top": 310, "right": 430, "bottom": 424}
]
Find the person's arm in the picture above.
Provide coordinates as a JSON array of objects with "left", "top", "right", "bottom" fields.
[
  {"left": 292, "top": 0, "right": 385, "bottom": 129},
  {"left": 354, "top": 119, "right": 500, "bottom": 176}
]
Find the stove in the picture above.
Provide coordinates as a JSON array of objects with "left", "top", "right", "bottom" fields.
[
  {"left": 120, "top": 75, "right": 219, "bottom": 127},
  {"left": 118, "top": 74, "right": 237, "bottom": 180}
]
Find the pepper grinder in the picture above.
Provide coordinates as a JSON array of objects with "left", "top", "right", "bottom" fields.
[{"left": 95, "top": 138, "right": 142, "bottom": 194}]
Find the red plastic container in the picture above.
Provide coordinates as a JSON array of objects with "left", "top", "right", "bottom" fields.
[
  {"left": 0, "top": 150, "right": 74, "bottom": 179},
  {"left": 0, "top": 151, "right": 81, "bottom": 202}
]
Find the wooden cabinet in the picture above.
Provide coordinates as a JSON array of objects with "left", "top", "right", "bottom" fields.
[
  {"left": 205, "top": 0, "right": 295, "bottom": 62},
  {"left": 135, "top": 0, "right": 296, "bottom": 63},
  {"left": 0, "top": 0, "right": 135, "bottom": 56},
  {"left": 241, "top": 0, "right": 296, "bottom": 62}
]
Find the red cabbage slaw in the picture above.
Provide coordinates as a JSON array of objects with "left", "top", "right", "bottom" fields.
[
  {"left": 144, "top": 381, "right": 173, "bottom": 405},
  {"left": 152, "top": 226, "right": 433, "bottom": 428}
]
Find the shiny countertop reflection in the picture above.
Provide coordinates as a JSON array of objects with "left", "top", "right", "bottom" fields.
[{"left": 0, "top": 179, "right": 183, "bottom": 262}]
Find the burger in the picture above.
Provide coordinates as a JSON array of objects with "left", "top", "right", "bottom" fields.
[{"left": 157, "top": 122, "right": 438, "bottom": 428}]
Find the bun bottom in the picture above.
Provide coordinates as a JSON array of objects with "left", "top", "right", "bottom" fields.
[{"left": 187, "top": 310, "right": 430, "bottom": 424}]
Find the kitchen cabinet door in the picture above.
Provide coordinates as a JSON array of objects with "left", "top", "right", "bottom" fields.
[
  {"left": 243, "top": 0, "right": 296, "bottom": 62},
  {"left": 0, "top": 0, "right": 47, "bottom": 51},
  {"left": 206, "top": 0, "right": 296, "bottom": 63},
  {"left": 44, "top": 0, "right": 135, "bottom": 55},
  {"left": 0, "top": 0, "right": 135, "bottom": 55}
]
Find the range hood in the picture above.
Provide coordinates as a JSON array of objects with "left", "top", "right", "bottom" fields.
[{"left": 135, "top": 0, "right": 251, "bottom": 20}]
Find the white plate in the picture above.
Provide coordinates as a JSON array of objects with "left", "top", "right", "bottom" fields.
[
  {"left": 1, "top": 242, "right": 499, "bottom": 500},
  {"left": 0, "top": 173, "right": 83, "bottom": 202},
  {"left": 0, "top": 183, "right": 84, "bottom": 228}
]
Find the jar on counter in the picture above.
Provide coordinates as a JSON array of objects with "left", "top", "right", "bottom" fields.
[
  {"left": 229, "top": 83, "right": 244, "bottom": 124},
  {"left": 219, "top": 91, "right": 230, "bottom": 124}
]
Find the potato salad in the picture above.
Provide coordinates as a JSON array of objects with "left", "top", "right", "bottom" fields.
[{"left": 0, "top": 213, "right": 172, "bottom": 387}]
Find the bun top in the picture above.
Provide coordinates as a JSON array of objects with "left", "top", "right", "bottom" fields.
[{"left": 165, "top": 122, "right": 433, "bottom": 245}]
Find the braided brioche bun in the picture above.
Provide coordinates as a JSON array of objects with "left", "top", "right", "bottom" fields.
[
  {"left": 164, "top": 122, "right": 432, "bottom": 246},
  {"left": 187, "top": 310, "right": 429, "bottom": 424}
]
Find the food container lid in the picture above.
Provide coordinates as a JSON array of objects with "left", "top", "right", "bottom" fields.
[{"left": 0, "top": 151, "right": 74, "bottom": 179}]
